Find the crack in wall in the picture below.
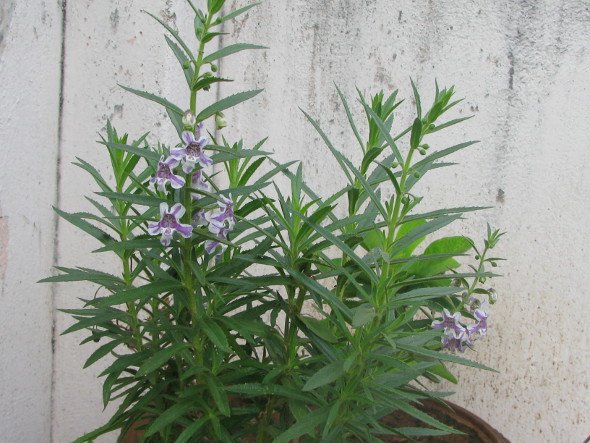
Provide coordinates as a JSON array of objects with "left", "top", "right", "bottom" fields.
[{"left": 49, "top": 0, "right": 68, "bottom": 442}]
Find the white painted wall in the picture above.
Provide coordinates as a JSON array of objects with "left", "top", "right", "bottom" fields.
[
  {"left": 0, "top": 1, "right": 588, "bottom": 442},
  {"left": 0, "top": 0, "right": 62, "bottom": 442},
  {"left": 220, "top": 1, "right": 590, "bottom": 442}
]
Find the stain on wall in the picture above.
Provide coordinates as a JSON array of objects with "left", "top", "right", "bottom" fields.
[
  {"left": 0, "top": 208, "right": 8, "bottom": 294},
  {"left": 0, "top": 1, "right": 15, "bottom": 60}
]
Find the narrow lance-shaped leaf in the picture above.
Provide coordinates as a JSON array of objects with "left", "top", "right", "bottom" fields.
[
  {"left": 303, "top": 361, "right": 344, "bottom": 391},
  {"left": 203, "top": 43, "right": 267, "bottom": 64},
  {"left": 215, "top": 2, "right": 261, "bottom": 25},
  {"left": 197, "top": 89, "right": 263, "bottom": 121},
  {"left": 165, "top": 35, "right": 194, "bottom": 86},
  {"left": 119, "top": 84, "right": 183, "bottom": 116}
]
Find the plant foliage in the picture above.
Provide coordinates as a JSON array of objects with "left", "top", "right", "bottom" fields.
[{"left": 42, "top": 1, "right": 504, "bottom": 442}]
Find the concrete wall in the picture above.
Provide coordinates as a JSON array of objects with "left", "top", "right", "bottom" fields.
[
  {"left": 220, "top": 1, "right": 590, "bottom": 441},
  {"left": 0, "top": 1, "right": 588, "bottom": 442},
  {"left": 0, "top": 0, "right": 62, "bottom": 442}
]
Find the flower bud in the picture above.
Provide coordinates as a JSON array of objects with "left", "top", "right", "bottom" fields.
[
  {"left": 418, "top": 148, "right": 426, "bottom": 155},
  {"left": 391, "top": 161, "right": 399, "bottom": 168},
  {"left": 182, "top": 111, "right": 196, "bottom": 128},
  {"left": 215, "top": 112, "right": 227, "bottom": 130},
  {"left": 210, "top": 63, "right": 218, "bottom": 73},
  {"left": 421, "top": 144, "right": 430, "bottom": 150},
  {"left": 413, "top": 171, "right": 421, "bottom": 178},
  {"left": 488, "top": 289, "right": 498, "bottom": 304}
]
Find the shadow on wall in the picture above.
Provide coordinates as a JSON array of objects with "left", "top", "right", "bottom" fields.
[{"left": 0, "top": 1, "right": 15, "bottom": 60}]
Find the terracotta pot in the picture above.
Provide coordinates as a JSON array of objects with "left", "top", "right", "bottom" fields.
[
  {"left": 379, "top": 399, "right": 510, "bottom": 442},
  {"left": 121, "top": 400, "right": 509, "bottom": 442}
]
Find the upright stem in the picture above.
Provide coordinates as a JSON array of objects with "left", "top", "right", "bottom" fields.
[{"left": 182, "top": 11, "right": 214, "bottom": 361}]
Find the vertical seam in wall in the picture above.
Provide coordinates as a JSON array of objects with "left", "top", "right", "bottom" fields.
[
  {"left": 212, "top": 9, "right": 225, "bottom": 170},
  {"left": 49, "top": 0, "right": 67, "bottom": 441}
]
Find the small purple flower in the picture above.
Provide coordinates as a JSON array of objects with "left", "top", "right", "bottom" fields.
[
  {"left": 206, "top": 195, "right": 236, "bottom": 229},
  {"left": 467, "top": 308, "right": 488, "bottom": 338},
  {"left": 432, "top": 309, "right": 465, "bottom": 338},
  {"left": 432, "top": 309, "right": 473, "bottom": 352},
  {"left": 148, "top": 203, "right": 193, "bottom": 246},
  {"left": 171, "top": 125, "right": 213, "bottom": 173},
  {"left": 191, "top": 170, "right": 209, "bottom": 200},
  {"left": 441, "top": 328, "right": 470, "bottom": 353},
  {"left": 204, "top": 223, "right": 230, "bottom": 256},
  {"left": 149, "top": 156, "right": 185, "bottom": 192},
  {"left": 192, "top": 209, "right": 207, "bottom": 227}
]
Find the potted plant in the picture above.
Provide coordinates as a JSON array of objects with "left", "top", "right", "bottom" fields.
[{"left": 42, "top": 1, "right": 507, "bottom": 441}]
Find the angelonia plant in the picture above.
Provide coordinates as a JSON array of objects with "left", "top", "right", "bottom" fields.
[{"left": 42, "top": 1, "right": 505, "bottom": 442}]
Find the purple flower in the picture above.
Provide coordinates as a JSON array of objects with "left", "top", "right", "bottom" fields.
[
  {"left": 191, "top": 170, "right": 209, "bottom": 200},
  {"left": 432, "top": 309, "right": 472, "bottom": 352},
  {"left": 171, "top": 125, "right": 213, "bottom": 173},
  {"left": 148, "top": 203, "right": 193, "bottom": 246},
  {"left": 149, "top": 156, "right": 185, "bottom": 192},
  {"left": 432, "top": 309, "right": 465, "bottom": 338},
  {"left": 192, "top": 209, "right": 207, "bottom": 227},
  {"left": 204, "top": 223, "right": 230, "bottom": 256},
  {"left": 467, "top": 308, "right": 488, "bottom": 338},
  {"left": 441, "top": 328, "right": 470, "bottom": 353},
  {"left": 206, "top": 195, "right": 236, "bottom": 229}
]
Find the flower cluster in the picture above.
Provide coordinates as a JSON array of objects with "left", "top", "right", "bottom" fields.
[
  {"left": 432, "top": 302, "right": 489, "bottom": 352},
  {"left": 147, "top": 120, "right": 236, "bottom": 257}
]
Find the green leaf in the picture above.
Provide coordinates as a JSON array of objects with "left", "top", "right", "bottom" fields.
[
  {"left": 143, "top": 400, "right": 194, "bottom": 437},
  {"left": 427, "top": 363, "right": 458, "bottom": 384},
  {"left": 136, "top": 343, "right": 187, "bottom": 377},
  {"left": 119, "top": 84, "right": 183, "bottom": 116},
  {"left": 413, "top": 140, "right": 479, "bottom": 170},
  {"left": 393, "top": 215, "right": 461, "bottom": 257},
  {"left": 83, "top": 339, "right": 122, "bottom": 368},
  {"left": 93, "top": 280, "right": 181, "bottom": 307},
  {"left": 97, "top": 191, "right": 163, "bottom": 207},
  {"left": 39, "top": 267, "right": 122, "bottom": 287},
  {"left": 274, "top": 407, "right": 329, "bottom": 443},
  {"left": 197, "top": 89, "right": 263, "bottom": 121},
  {"left": 429, "top": 116, "right": 473, "bottom": 133},
  {"left": 352, "top": 304, "right": 376, "bottom": 328},
  {"left": 225, "top": 383, "right": 314, "bottom": 403},
  {"left": 299, "top": 316, "right": 339, "bottom": 343},
  {"left": 397, "top": 344, "right": 496, "bottom": 371},
  {"left": 61, "top": 310, "right": 127, "bottom": 335},
  {"left": 303, "top": 361, "right": 344, "bottom": 391},
  {"left": 410, "top": 117, "right": 422, "bottom": 149},
  {"left": 201, "top": 318, "right": 230, "bottom": 352},
  {"left": 408, "top": 236, "right": 472, "bottom": 277},
  {"left": 206, "top": 376, "right": 231, "bottom": 416},
  {"left": 93, "top": 238, "right": 163, "bottom": 254},
  {"left": 335, "top": 84, "right": 365, "bottom": 150},
  {"left": 410, "top": 77, "right": 422, "bottom": 118},
  {"left": 203, "top": 43, "right": 267, "bottom": 64},
  {"left": 216, "top": 3, "right": 260, "bottom": 24},
  {"left": 99, "top": 140, "right": 159, "bottom": 162},
  {"left": 392, "top": 286, "right": 463, "bottom": 304},
  {"left": 54, "top": 207, "right": 114, "bottom": 245},
  {"left": 394, "top": 400, "right": 459, "bottom": 435},
  {"left": 363, "top": 106, "right": 404, "bottom": 164},
  {"left": 143, "top": 10, "right": 194, "bottom": 60},
  {"left": 360, "top": 147, "right": 384, "bottom": 174},
  {"left": 175, "top": 417, "right": 209, "bottom": 443},
  {"left": 165, "top": 35, "right": 194, "bottom": 86}
]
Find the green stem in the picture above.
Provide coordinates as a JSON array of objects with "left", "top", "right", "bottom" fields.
[{"left": 119, "top": 203, "right": 143, "bottom": 350}]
